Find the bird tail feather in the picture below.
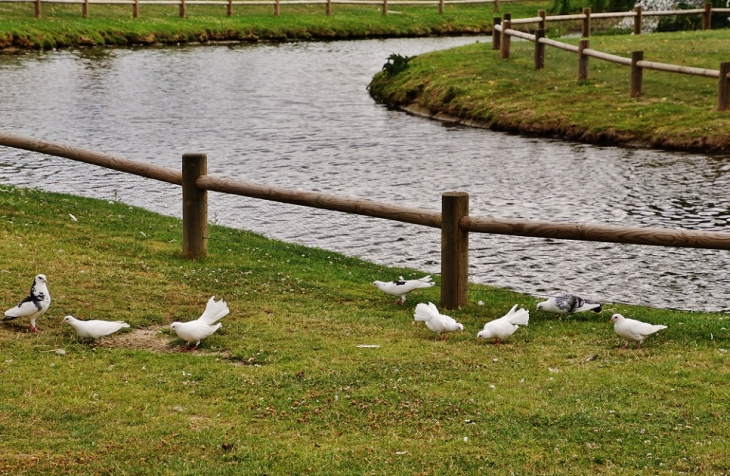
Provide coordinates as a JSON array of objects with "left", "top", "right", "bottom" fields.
[
  {"left": 199, "top": 296, "right": 230, "bottom": 325},
  {"left": 507, "top": 308, "right": 530, "bottom": 326},
  {"left": 3, "top": 311, "right": 18, "bottom": 321},
  {"left": 414, "top": 302, "right": 439, "bottom": 322}
]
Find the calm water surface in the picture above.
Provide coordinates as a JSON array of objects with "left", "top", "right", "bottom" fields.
[{"left": 1, "top": 38, "right": 729, "bottom": 311}]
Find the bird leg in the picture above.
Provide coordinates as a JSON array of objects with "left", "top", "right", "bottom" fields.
[
  {"left": 494, "top": 339, "right": 502, "bottom": 345},
  {"left": 440, "top": 334, "right": 448, "bottom": 341},
  {"left": 29, "top": 325, "right": 40, "bottom": 334}
]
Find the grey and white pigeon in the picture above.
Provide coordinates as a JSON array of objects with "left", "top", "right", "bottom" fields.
[
  {"left": 4, "top": 274, "right": 51, "bottom": 333},
  {"left": 536, "top": 294, "right": 602, "bottom": 314},
  {"left": 170, "top": 296, "right": 229, "bottom": 350},
  {"left": 477, "top": 304, "right": 529, "bottom": 344},
  {"left": 610, "top": 313, "right": 667, "bottom": 349},
  {"left": 62, "top": 315, "right": 130, "bottom": 340},
  {"left": 413, "top": 302, "right": 463, "bottom": 340},
  {"left": 373, "top": 275, "right": 435, "bottom": 304}
]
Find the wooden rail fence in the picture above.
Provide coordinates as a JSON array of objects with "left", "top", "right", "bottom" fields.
[
  {"left": 493, "top": 4, "right": 730, "bottom": 110},
  {"left": 4, "top": 132, "right": 730, "bottom": 308},
  {"left": 5, "top": 0, "right": 520, "bottom": 18}
]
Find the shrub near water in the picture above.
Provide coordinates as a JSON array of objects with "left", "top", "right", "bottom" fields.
[{"left": 0, "top": 185, "right": 729, "bottom": 474}]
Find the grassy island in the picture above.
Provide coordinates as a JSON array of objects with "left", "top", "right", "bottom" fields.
[
  {"left": 368, "top": 28, "right": 730, "bottom": 153},
  {"left": 0, "top": 185, "right": 728, "bottom": 474}
]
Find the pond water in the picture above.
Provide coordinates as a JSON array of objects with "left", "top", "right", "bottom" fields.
[{"left": 1, "top": 38, "right": 729, "bottom": 312}]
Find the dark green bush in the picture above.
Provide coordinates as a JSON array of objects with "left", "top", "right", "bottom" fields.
[{"left": 382, "top": 53, "right": 414, "bottom": 76}]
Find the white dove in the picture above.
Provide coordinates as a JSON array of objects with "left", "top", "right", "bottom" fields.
[
  {"left": 4, "top": 274, "right": 51, "bottom": 333},
  {"left": 610, "top": 313, "right": 667, "bottom": 349},
  {"left": 170, "top": 296, "right": 229, "bottom": 350},
  {"left": 536, "top": 294, "right": 602, "bottom": 314},
  {"left": 413, "top": 302, "right": 463, "bottom": 340},
  {"left": 477, "top": 304, "right": 529, "bottom": 344},
  {"left": 62, "top": 315, "right": 130, "bottom": 340},
  {"left": 373, "top": 275, "right": 435, "bottom": 304}
]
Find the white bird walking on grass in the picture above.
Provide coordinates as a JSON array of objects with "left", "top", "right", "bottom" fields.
[
  {"left": 476, "top": 304, "right": 529, "bottom": 344},
  {"left": 62, "top": 315, "right": 130, "bottom": 340},
  {"left": 170, "top": 296, "right": 230, "bottom": 350},
  {"left": 413, "top": 302, "right": 463, "bottom": 340},
  {"left": 373, "top": 275, "right": 435, "bottom": 304},
  {"left": 610, "top": 313, "right": 667, "bottom": 349},
  {"left": 4, "top": 274, "right": 51, "bottom": 333},
  {"left": 536, "top": 294, "right": 602, "bottom": 315}
]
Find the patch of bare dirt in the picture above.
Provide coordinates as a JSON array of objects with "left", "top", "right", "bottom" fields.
[
  {"left": 100, "top": 326, "right": 177, "bottom": 353},
  {"left": 99, "top": 325, "right": 236, "bottom": 358}
]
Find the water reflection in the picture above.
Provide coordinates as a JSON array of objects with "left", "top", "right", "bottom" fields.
[{"left": 1, "top": 38, "right": 729, "bottom": 311}]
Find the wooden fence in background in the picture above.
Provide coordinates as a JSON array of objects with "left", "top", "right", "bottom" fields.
[
  {"left": 4, "top": 132, "right": 730, "bottom": 309},
  {"left": 2, "top": 0, "right": 520, "bottom": 18},
  {"left": 492, "top": 4, "right": 730, "bottom": 110}
]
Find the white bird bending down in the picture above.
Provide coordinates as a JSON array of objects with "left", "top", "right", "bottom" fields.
[
  {"left": 413, "top": 302, "right": 463, "bottom": 340},
  {"left": 373, "top": 275, "right": 435, "bottom": 304},
  {"left": 170, "top": 296, "right": 229, "bottom": 350},
  {"left": 477, "top": 304, "right": 529, "bottom": 344},
  {"left": 4, "top": 274, "right": 51, "bottom": 333},
  {"left": 610, "top": 313, "right": 667, "bottom": 349},
  {"left": 536, "top": 294, "right": 602, "bottom": 314},
  {"left": 62, "top": 315, "right": 130, "bottom": 340}
]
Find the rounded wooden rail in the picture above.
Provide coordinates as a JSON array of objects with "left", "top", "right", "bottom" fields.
[
  {"left": 583, "top": 48, "right": 632, "bottom": 66},
  {"left": 196, "top": 175, "right": 442, "bottom": 229},
  {"left": 461, "top": 216, "right": 730, "bottom": 250},
  {"left": 0, "top": 132, "right": 182, "bottom": 186}
]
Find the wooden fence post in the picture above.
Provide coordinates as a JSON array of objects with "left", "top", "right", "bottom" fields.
[
  {"left": 578, "top": 39, "right": 589, "bottom": 80},
  {"left": 227, "top": 0, "right": 232, "bottom": 17},
  {"left": 633, "top": 6, "right": 642, "bottom": 35},
  {"left": 630, "top": 51, "right": 643, "bottom": 98},
  {"left": 439, "top": 0, "right": 443, "bottom": 14},
  {"left": 34, "top": 0, "right": 40, "bottom": 18},
  {"left": 718, "top": 62, "right": 730, "bottom": 111},
  {"left": 82, "top": 0, "right": 89, "bottom": 18},
  {"left": 133, "top": 0, "right": 139, "bottom": 18},
  {"left": 535, "top": 28, "right": 545, "bottom": 69},
  {"left": 703, "top": 1, "right": 712, "bottom": 30},
  {"left": 326, "top": 0, "right": 331, "bottom": 16},
  {"left": 582, "top": 7, "right": 591, "bottom": 37},
  {"left": 493, "top": 0, "right": 498, "bottom": 12},
  {"left": 441, "top": 192, "right": 469, "bottom": 310},
  {"left": 274, "top": 0, "right": 279, "bottom": 16},
  {"left": 492, "top": 17, "right": 501, "bottom": 51},
  {"left": 179, "top": 0, "right": 185, "bottom": 17},
  {"left": 500, "top": 19, "right": 511, "bottom": 59},
  {"left": 538, "top": 9, "right": 546, "bottom": 29},
  {"left": 382, "top": 0, "right": 387, "bottom": 15},
  {"left": 182, "top": 154, "right": 208, "bottom": 259}
]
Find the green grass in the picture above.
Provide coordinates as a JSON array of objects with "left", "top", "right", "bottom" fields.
[
  {"left": 1, "top": 185, "right": 729, "bottom": 474},
  {"left": 0, "top": 1, "right": 550, "bottom": 49},
  {"left": 368, "top": 28, "right": 730, "bottom": 153}
]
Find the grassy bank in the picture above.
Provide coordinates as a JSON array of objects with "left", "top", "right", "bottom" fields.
[
  {"left": 368, "top": 29, "right": 730, "bottom": 153},
  {"left": 0, "top": 185, "right": 729, "bottom": 474},
  {"left": 0, "top": 1, "right": 548, "bottom": 50}
]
